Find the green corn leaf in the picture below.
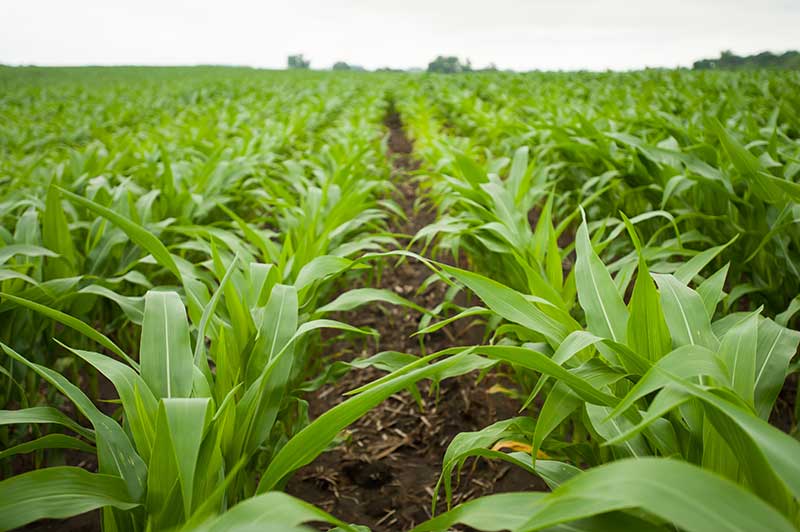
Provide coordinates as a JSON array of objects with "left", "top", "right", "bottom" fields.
[
  {"left": 0, "top": 270, "right": 38, "bottom": 286},
  {"left": 531, "top": 191, "right": 554, "bottom": 264},
  {"left": 441, "top": 263, "right": 572, "bottom": 346},
  {"left": 533, "top": 358, "right": 628, "bottom": 461},
  {"left": 605, "top": 344, "right": 728, "bottom": 421},
  {"left": 702, "top": 416, "right": 742, "bottom": 488},
  {"left": 712, "top": 119, "right": 781, "bottom": 203},
  {"left": 193, "top": 253, "right": 239, "bottom": 369},
  {"left": 776, "top": 296, "right": 800, "bottom": 327},
  {"left": 545, "top": 217, "right": 563, "bottom": 290},
  {"left": 675, "top": 378, "right": 800, "bottom": 510},
  {"left": 434, "top": 417, "right": 534, "bottom": 510},
  {"left": 418, "top": 493, "right": 548, "bottom": 532},
  {"left": 575, "top": 216, "right": 628, "bottom": 344},
  {"left": 697, "top": 264, "right": 729, "bottom": 318},
  {"left": 1, "top": 342, "right": 147, "bottom": 500},
  {"left": 157, "top": 398, "right": 212, "bottom": 518},
  {"left": 673, "top": 238, "right": 736, "bottom": 285},
  {"left": 140, "top": 291, "right": 194, "bottom": 399},
  {"left": 217, "top": 202, "right": 277, "bottom": 264},
  {"left": 189, "top": 491, "right": 356, "bottom": 532},
  {"left": 531, "top": 381, "right": 581, "bottom": 464},
  {"left": 0, "top": 244, "right": 58, "bottom": 266},
  {"left": 0, "top": 291, "right": 135, "bottom": 367},
  {"left": 603, "top": 386, "right": 692, "bottom": 447},
  {"left": 724, "top": 283, "right": 761, "bottom": 313},
  {"left": 295, "top": 255, "right": 362, "bottom": 292},
  {"left": 513, "top": 458, "right": 795, "bottom": 532},
  {"left": 523, "top": 331, "right": 648, "bottom": 412},
  {"left": 0, "top": 406, "right": 94, "bottom": 441},
  {"left": 62, "top": 344, "right": 158, "bottom": 463},
  {"left": 42, "top": 183, "right": 77, "bottom": 278},
  {"left": 507, "top": 146, "right": 529, "bottom": 196},
  {"left": 236, "top": 318, "right": 376, "bottom": 457},
  {"left": 0, "top": 433, "right": 95, "bottom": 461},
  {"left": 763, "top": 171, "right": 800, "bottom": 202},
  {"left": 316, "top": 287, "right": 429, "bottom": 315},
  {"left": 653, "top": 274, "right": 719, "bottom": 350},
  {"left": 754, "top": 318, "right": 800, "bottom": 419},
  {"left": 56, "top": 186, "right": 182, "bottom": 281},
  {"left": 210, "top": 242, "right": 252, "bottom": 357},
  {"left": 585, "top": 403, "right": 650, "bottom": 458},
  {"left": 718, "top": 310, "right": 759, "bottom": 404},
  {"left": 258, "top": 351, "right": 480, "bottom": 492},
  {"left": 78, "top": 284, "right": 145, "bottom": 325},
  {"left": 239, "top": 285, "right": 301, "bottom": 455},
  {"left": 246, "top": 283, "right": 298, "bottom": 383},
  {"left": 414, "top": 306, "right": 490, "bottom": 336},
  {"left": 415, "top": 492, "right": 664, "bottom": 532},
  {"left": 476, "top": 345, "right": 619, "bottom": 407},
  {"left": 625, "top": 250, "right": 671, "bottom": 363},
  {"left": 0, "top": 467, "right": 139, "bottom": 532}
]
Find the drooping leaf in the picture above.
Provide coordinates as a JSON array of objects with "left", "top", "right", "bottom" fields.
[
  {"left": 514, "top": 458, "right": 795, "bottom": 532},
  {"left": 0, "top": 406, "right": 94, "bottom": 441},
  {"left": 0, "top": 291, "right": 135, "bottom": 367},
  {"left": 0, "top": 467, "right": 139, "bottom": 531},
  {"left": 189, "top": 491, "right": 355, "bottom": 532},
  {"left": 441, "top": 264, "right": 573, "bottom": 346},
  {"left": 1, "top": 342, "right": 147, "bottom": 499},
  {"left": 0, "top": 433, "right": 95, "bottom": 461},
  {"left": 258, "top": 351, "right": 483, "bottom": 492},
  {"left": 57, "top": 186, "right": 182, "bottom": 280}
]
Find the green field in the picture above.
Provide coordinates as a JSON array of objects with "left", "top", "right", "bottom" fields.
[{"left": 1, "top": 66, "right": 800, "bottom": 531}]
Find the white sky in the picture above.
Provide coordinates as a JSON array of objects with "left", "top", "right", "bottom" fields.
[{"left": 2, "top": 0, "right": 799, "bottom": 71}]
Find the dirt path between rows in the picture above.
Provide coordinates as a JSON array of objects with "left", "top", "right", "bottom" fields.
[{"left": 285, "top": 104, "right": 544, "bottom": 531}]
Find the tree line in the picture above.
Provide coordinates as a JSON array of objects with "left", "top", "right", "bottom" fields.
[
  {"left": 693, "top": 50, "right": 800, "bottom": 70},
  {"left": 287, "top": 54, "right": 495, "bottom": 73},
  {"left": 288, "top": 50, "right": 800, "bottom": 73}
]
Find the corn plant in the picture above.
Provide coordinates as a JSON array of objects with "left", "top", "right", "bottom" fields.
[
  {"left": 391, "top": 214, "right": 800, "bottom": 530},
  {"left": 3, "top": 65, "right": 800, "bottom": 532},
  {"left": 398, "top": 71, "right": 800, "bottom": 316}
]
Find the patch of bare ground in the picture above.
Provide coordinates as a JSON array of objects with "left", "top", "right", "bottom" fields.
[{"left": 286, "top": 104, "right": 544, "bottom": 531}]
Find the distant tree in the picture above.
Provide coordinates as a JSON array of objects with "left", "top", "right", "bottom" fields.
[
  {"left": 693, "top": 50, "right": 800, "bottom": 70},
  {"left": 287, "top": 54, "right": 310, "bottom": 69},
  {"left": 427, "top": 56, "right": 472, "bottom": 74},
  {"left": 332, "top": 61, "right": 365, "bottom": 71}
]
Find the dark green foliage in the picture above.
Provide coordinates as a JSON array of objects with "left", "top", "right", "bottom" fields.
[
  {"left": 427, "top": 56, "right": 472, "bottom": 74},
  {"left": 694, "top": 49, "right": 800, "bottom": 70},
  {"left": 332, "top": 61, "right": 365, "bottom": 71},
  {"left": 287, "top": 54, "right": 310, "bottom": 69}
]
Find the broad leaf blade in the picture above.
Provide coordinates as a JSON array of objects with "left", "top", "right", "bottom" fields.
[
  {"left": 140, "top": 291, "right": 194, "bottom": 399},
  {"left": 0, "top": 467, "right": 138, "bottom": 531}
]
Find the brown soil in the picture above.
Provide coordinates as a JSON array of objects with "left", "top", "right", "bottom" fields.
[
  {"left": 18, "top": 513, "right": 99, "bottom": 532},
  {"left": 285, "top": 105, "right": 545, "bottom": 531},
  {"left": 770, "top": 372, "right": 798, "bottom": 434}
]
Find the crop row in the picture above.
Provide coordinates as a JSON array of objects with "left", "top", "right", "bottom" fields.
[{"left": 1, "top": 67, "right": 799, "bottom": 531}]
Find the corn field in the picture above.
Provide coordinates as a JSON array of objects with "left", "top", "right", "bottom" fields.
[{"left": 1, "top": 66, "right": 800, "bottom": 531}]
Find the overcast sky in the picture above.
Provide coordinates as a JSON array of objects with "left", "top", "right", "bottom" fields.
[{"left": 2, "top": 0, "right": 799, "bottom": 71}]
